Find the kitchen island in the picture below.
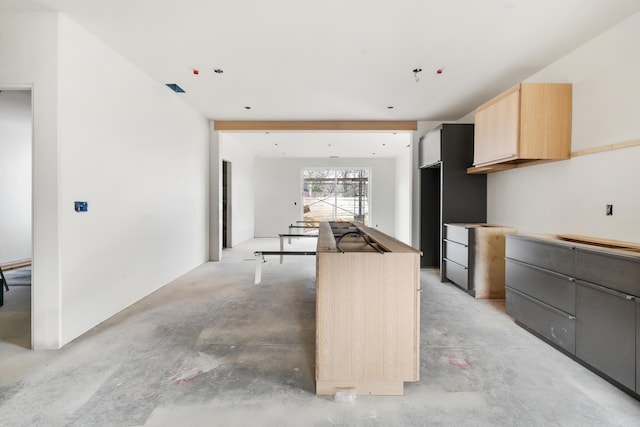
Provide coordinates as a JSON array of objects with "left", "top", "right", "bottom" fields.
[{"left": 315, "top": 221, "right": 421, "bottom": 395}]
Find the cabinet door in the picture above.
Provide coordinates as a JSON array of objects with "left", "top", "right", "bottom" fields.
[
  {"left": 422, "top": 129, "right": 441, "bottom": 167},
  {"left": 473, "top": 87, "right": 520, "bottom": 166},
  {"left": 576, "top": 280, "right": 636, "bottom": 390}
]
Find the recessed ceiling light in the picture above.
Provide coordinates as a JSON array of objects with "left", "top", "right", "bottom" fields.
[
  {"left": 372, "top": 152, "right": 376, "bottom": 155},
  {"left": 387, "top": 106, "right": 394, "bottom": 109},
  {"left": 382, "top": 143, "right": 386, "bottom": 146},
  {"left": 274, "top": 143, "right": 278, "bottom": 146},
  {"left": 214, "top": 69, "right": 224, "bottom": 74},
  {"left": 244, "top": 106, "right": 251, "bottom": 110}
]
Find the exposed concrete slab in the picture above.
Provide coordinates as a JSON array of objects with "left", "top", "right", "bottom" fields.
[{"left": 1, "top": 238, "right": 639, "bottom": 426}]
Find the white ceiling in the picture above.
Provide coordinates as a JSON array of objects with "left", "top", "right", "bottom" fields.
[{"left": 2, "top": 0, "right": 640, "bottom": 157}]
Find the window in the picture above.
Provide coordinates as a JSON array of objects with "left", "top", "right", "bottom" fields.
[{"left": 303, "top": 168, "right": 370, "bottom": 225}]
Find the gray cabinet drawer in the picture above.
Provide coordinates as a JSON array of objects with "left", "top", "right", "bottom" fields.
[
  {"left": 444, "top": 224, "right": 468, "bottom": 245},
  {"left": 506, "top": 287, "right": 576, "bottom": 354},
  {"left": 444, "top": 240, "right": 468, "bottom": 266},
  {"left": 576, "top": 280, "right": 636, "bottom": 390},
  {"left": 506, "top": 236, "right": 575, "bottom": 277},
  {"left": 576, "top": 249, "right": 640, "bottom": 297},
  {"left": 444, "top": 259, "right": 469, "bottom": 290},
  {"left": 505, "top": 259, "right": 576, "bottom": 315}
]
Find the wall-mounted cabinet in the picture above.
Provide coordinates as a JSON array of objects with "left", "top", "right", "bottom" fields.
[{"left": 470, "top": 83, "right": 572, "bottom": 173}]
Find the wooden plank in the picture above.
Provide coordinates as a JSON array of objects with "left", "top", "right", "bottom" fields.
[
  {"left": 571, "top": 138, "right": 640, "bottom": 157},
  {"left": 557, "top": 234, "right": 640, "bottom": 252},
  {"left": 0, "top": 259, "right": 31, "bottom": 271},
  {"left": 213, "top": 120, "right": 417, "bottom": 132}
]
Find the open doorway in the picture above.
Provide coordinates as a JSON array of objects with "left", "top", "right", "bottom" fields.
[
  {"left": 222, "top": 160, "right": 232, "bottom": 248},
  {"left": 0, "top": 89, "right": 33, "bottom": 349}
]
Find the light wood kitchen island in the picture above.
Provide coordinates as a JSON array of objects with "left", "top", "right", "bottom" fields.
[{"left": 315, "top": 222, "right": 421, "bottom": 395}]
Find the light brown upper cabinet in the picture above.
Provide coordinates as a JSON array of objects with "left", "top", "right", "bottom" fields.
[{"left": 471, "top": 83, "right": 572, "bottom": 172}]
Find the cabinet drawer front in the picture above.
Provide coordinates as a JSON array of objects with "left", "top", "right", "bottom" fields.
[
  {"left": 506, "top": 287, "right": 575, "bottom": 354},
  {"left": 444, "top": 224, "right": 468, "bottom": 245},
  {"left": 576, "top": 249, "right": 640, "bottom": 297},
  {"left": 506, "top": 236, "right": 575, "bottom": 277},
  {"left": 505, "top": 259, "right": 576, "bottom": 315},
  {"left": 444, "top": 259, "right": 469, "bottom": 290},
  {"left": 576, "top": 280, "right": 636, "bottom": 390},
  {"left": 444, "top": 240, "right": 468, "bottom": 267}
]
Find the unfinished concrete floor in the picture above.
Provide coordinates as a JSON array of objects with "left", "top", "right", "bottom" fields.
[{"left": 1, "top": 238, "right": 640, "bottom": 426}]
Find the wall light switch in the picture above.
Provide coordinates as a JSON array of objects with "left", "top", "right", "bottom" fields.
[{"left": 74, "top": 201, "right": 88, "bottom": 212}]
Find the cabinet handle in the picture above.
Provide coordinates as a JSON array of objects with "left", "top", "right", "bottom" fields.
[
  {"left": 443, "top": 257, "right": 468, "bottom": 269},
  {"left": 506, "top": 258, "right": 575, "bottom": 282},
  {"left": 576, "top": 279, "right": 635, "bottom": 300},
  {"left": 443, "top": 238, "right": 468, "bottom": 248}
]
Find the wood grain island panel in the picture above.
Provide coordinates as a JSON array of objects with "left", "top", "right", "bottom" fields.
[{"left": 315, "top": 222, "right": 421, "bottom": 395}]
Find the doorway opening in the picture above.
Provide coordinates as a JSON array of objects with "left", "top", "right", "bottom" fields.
[
  {"left": 420, "top": 165, "right": 441, "bottom": 269},
  {"left": 222, "top": 160, "right": 232, "bottom": 248},
  {"left": 0, "top": 89, "right": 33, "bottom": 349}
]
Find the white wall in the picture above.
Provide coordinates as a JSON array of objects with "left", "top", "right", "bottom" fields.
[
  {"left": 394, "top": 135, "right": 412, "bottom": 244},
  {"left": 56, "top": 15, "right": 209, "bottom": 345},
  {"left": 220, "top": 133, "right": 255, "bottom": 246},
  {"left": 254, "top": 157, "right": 397, "bottom": 237},
  {"left": 0, "top": 90, "right": 32, "bottom": 263},
  {"left": 1, "top": 12, "right": 210, "bottom": 348},
  {"left": 486, "top": 11, "right": 640, "bottom": 241},
  {"left": 0, "top": 11, "right": 61, "bottom": 349}
]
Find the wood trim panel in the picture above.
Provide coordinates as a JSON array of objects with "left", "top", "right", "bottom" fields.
[
  {"left": 571, "top": 138, "right": 640, "bottom": 157},
  {"left": 213, "top": 120, "right": 417, "bottom": 132}
]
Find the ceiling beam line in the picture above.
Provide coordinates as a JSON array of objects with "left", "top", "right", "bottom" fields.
[{"left": 213, "top": 120, "right": 417, "bottom": 132}]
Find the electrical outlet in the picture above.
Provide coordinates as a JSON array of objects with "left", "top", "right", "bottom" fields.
[
  {"left": 74, "top": 201, "right": 88, "bottom": 212},
  {"left": 606, "top": 204, "right": 613, "bottom": 216}
]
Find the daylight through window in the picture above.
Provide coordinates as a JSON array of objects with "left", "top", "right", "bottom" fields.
[{"left": 302, "top": 169, "right": 370, "bottom": 225}]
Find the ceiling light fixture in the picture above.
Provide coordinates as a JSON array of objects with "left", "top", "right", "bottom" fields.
[
  {"left": 244, "top": 106, "right": 251, "bottom": 110},
  {"left": 387, "top": 106, "right": 394, "bottom": 109},
  {"left": 214, "top": 69, "right": 224, "bottom": 74}
]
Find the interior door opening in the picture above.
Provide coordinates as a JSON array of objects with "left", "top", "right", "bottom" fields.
[
  {"left": 420, "top": 165, "right": 441, "bottom": 269},
  {"left": 222, "top": 160, "right": 232, "bottom": 248},
  {"left": 0, "top": 89, "right": 33, "bottom": 349}
]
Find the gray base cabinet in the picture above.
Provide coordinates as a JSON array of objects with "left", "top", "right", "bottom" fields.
[
  {"left": 505, "top": 234, "right": 640, "bottom": 396},
  {"left": 575, "top": 280, "right": 636, "bottom": 390},
  {"left": 637, "top": 299, "right": 640, "bottom": 394}
]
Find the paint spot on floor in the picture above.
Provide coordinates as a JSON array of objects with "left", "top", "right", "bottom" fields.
[
  {"left": 170, "top": 368, "right": 203, "bottom": 384},
  {"left": 169, "top": 352, "right": 224, "bottom": 385},
  {"left": 447, "top": 356, "right": 471, "bottom": 369}
]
